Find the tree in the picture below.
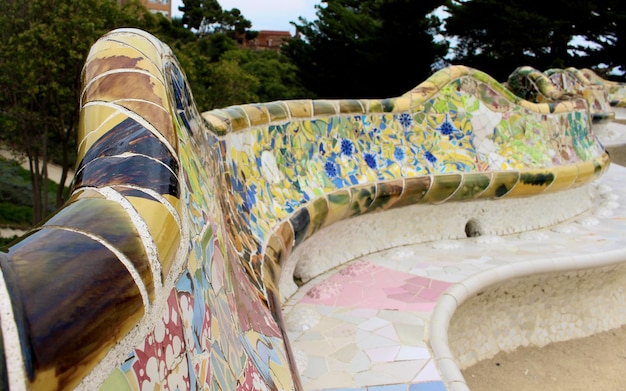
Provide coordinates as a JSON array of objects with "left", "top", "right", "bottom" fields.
[
  {"left": 282, "top": 0, "right": 448, "bottom": 99},
  {"left": 444, "top": 0, "right": 625, "bottom": 81},
  {"left": 0, "top": 0, "right": 158, "bottom": 224}
]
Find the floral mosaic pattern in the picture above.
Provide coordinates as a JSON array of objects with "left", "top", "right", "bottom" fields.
[{"left": 0, "top": 28, "right": 610, "bottom": 391}]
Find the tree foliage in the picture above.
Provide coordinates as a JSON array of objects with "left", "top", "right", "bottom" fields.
[
  {"left": 0, "top": 0, "right": 159, "bottom": 223},
  {"left": 444, "top": 0, "right": 626, "bottom": 81},
  {"left": 282, "top": 0, "right": 449, "bottom": 99}
]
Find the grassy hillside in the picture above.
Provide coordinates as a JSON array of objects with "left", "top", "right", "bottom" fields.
[{"left": 0, "top": 157, "right": 68, "bottom": 245}]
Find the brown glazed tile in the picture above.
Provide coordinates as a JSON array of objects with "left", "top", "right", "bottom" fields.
[
  {"left": 105, "top": 33, "right": 162, "bottom": 67},
  {"left": 312, "top": 100, "right": 338, "bottom": 117},
  {"left": 447, "top": 173, "right": 492, "bottom": 202},
  {"left": 394, "top": 176, "right": 431, "bottom": 208},
  {"left": 305, "top": 197, "right": 329, "bottom": 239},
  {"left": 44, "top": 196, "right": 154, "bottom": 301},
  {"left": 2, "top": 228, "right": 144, "bottom": 391},
  {"left": 345, "top": 184, "right": 377, "bottom": 218},
  {"left": 479, "top": 171, "right": 521, "bottom": 199},
  {"left": 366, "top": 179, "right": 404, "bottom": 212},
  {"left": 113, "top": 99, "right": 176, "bottom": 147},
  {"left": 83, "top": 45, "right": 161, "bottom": 83},
  {"left": 273, "top": 222, "right": 294, "bottom": 265},
  {"left": 339, "top": 99, "right": 366, "bottom": 115},
  {"left": 421, "top": 173, "right": 463, "bottom": 204},
  {"left": 264, "top": 233, "right": 285, "bottom": 267},
  {"left": 82, "top": 72, "right": 167, "bottom": 108}
]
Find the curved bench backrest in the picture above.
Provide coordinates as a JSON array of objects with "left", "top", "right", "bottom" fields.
[{"left": 0, "top": 29, "right": 610, "bottom": 391}]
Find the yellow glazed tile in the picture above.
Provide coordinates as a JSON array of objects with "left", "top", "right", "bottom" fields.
[
  {"left": 285, "top": 100, "right": 313, "bottom": 119},
  {"left": 544, "top": 164, "right": 578, "bottom": 193},
  {"left": 305, "top": 196, "right": 329, "bottom": 238},
  {"left": 126, "top": 196, "right": 180, "bottom": 277},
  {"left": 222, "top": 106, "right": 250, "bottom": 131},
  {"left": 241, "top": 104, "right": 270, "bottom": 127},
  {"left": 505, "top": 169, "right": 555, "bottom": 198},
  {"left": 421, "top": 173, "right": 463, "bottom": 204},
  {"left": 323, "top": 189, "right": 352, "bottom": 227},
  {"left": 480, "top": 171, "right": 520, "bottom": 199},
  {"left": 312, "top": 100, "right": 339, "bottom": 117},
  {"left": 265, "top": 101, "right": 289, "bottom": 123}
]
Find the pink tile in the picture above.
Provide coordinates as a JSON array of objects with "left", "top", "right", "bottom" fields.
[{"left": 301, "top": 262, "right": 452, "bottom": 312}]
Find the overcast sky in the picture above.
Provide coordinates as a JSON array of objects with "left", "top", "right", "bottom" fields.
[{"left": 171, "top": 0, "right": 320, "bottom": 33}]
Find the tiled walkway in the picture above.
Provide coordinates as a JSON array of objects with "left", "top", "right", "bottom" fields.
[{"left": 282, "top": 161, "right": 626, "bottom": 391}]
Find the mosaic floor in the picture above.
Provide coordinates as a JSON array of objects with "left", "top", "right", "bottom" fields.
[{"left": 281, "top": 159, "right": 626, "bottom": 391}]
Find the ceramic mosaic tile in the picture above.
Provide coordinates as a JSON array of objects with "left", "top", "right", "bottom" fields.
[{"left": 0, "top": 27, "right": 619, "bottom": 391}]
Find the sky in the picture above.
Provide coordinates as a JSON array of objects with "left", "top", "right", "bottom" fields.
[{"left": 171, "top": 0, "right": 320, "bottom": 33}]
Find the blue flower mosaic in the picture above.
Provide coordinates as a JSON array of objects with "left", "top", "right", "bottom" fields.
[
  {"left": 364, "top": 152, "right": 378, "bottom": 169},
  {"left": 437, "top": 114, "right": 463, "bottom": 140},
  {"left": 341, "top": 139, "right": 355, "bottom": 157},
  {"left": 394, "top": 145, "right": 406, "bottom": 162},
  {"left": 398, "top": 113, "right": 413, "bottom": 128},
  {"left": 324, "top": 160, "right": 338, "bottom": 177}
]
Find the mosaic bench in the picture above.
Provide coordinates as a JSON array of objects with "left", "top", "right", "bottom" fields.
[
  {"left": 580, "top": 68, "right": 626, "bottom": 108},
  {"left": 506, "top": 65, "right": 615, "bottom": 124},
  {"left": 0, "top": 28, "right": 611, "bottom": 391}
]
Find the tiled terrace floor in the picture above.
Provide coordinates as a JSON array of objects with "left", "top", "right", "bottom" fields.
[{"left": 281, "top": 160, "right": 626, "bottom": 391}]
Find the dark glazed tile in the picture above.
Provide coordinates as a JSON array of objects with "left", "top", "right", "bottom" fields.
[
  {"left": 3, "top": 228, "right": 144, "bottom": 389},
  {"left": 345, "top": 184, "right": 377, "bottom": 218},
  {"left": 394, "top": 176, "right": 431, "bottom": 208},
  {"left": 113, "top": 100, "right": 176, "bottom": 147},
  {"left": 447, "top": 173, "right": 491, "bottom": 202},
  {"left": 79, "top": 116, "right": 178, "bottom": 173},
  {"left": 44, "top": 197, "right": 154, "bottom": 300},
  {"left": 339, "top": 99, "right": 365, "bottom": 115},
  {"left": 367, "top": 179, "right": 404, "bottom": 212},
  {"left": 75, "top": 155, "right": 179, "bottom": 198},
  {"left": 289, "top": 207, "right": 310, "bottom": 246}
]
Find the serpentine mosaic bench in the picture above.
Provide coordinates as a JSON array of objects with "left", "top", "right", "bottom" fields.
[
  {"left": 0, "top": 28, "right": 611, "bottom": 390},
  {"left": 506, "top": 66, "right": 615, "bottom": 124}
]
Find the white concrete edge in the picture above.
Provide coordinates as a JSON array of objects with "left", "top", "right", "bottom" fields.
[{"left": 428, "top": 247, "right": 626, "bottom": 391}]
